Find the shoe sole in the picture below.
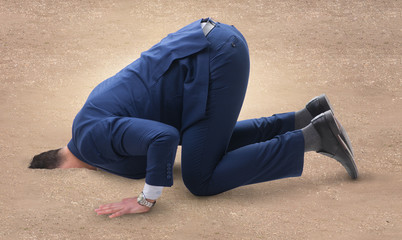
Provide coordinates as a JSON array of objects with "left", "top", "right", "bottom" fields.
[{"left": 323, "top": 111, "right": 358, "bottom": 179}]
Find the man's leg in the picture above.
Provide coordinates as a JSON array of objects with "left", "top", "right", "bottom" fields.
[
  {"left": 182, "top": 108, "right": 305, "bottom": 197},
  {"left": 181, "top": 22, "right": 305, "bottom": 196},
  {"left": 227, "top": 113, "right": 296, "bottom": 152}
]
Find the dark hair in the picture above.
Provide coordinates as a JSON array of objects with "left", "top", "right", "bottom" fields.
[{"left": 29, "top": 148, "right": 63, "bottom": 169}]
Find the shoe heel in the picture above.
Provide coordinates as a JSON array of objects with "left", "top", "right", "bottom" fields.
[{"left": 333, "top": 135, "right": 358, "bottom": 179}]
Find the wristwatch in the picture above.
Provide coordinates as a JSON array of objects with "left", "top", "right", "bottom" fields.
[{"left": 137, "top": 192, "right": 156, "bottom": 208}]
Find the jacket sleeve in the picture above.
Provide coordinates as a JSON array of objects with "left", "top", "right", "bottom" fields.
[{"left": 117, "top": 117, "right": 180, "bottom": 186}]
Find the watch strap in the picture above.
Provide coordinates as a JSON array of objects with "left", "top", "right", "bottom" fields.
[{"left": 137, "top": 192, "right": 156, "bottom": 208}]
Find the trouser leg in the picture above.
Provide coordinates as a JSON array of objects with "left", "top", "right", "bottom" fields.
[
  {"left": 181, "top": 23, "right": 304, "bottom": 196},
  {"left": 206, "top": 130, "right": 304, "bottom": 195},
  {"left": 182, "top": 110, "right": 304, "bottom": 196},
  {"left": 181, "top": 22, "right": 250, "bottom": 196},
  {"left": 227, "top": 112, "right": 296, "bottom": 152}
]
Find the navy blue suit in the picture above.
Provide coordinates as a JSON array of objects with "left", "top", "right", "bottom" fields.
[{"left": 67, "top": 18, "right": 305, "bottom": 196}]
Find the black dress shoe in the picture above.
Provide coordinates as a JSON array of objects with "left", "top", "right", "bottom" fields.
[
  {"left": 306, "top": 94, "right": 354, "bottom": 156},
  {"left": 312, "top": 110, "right": 358, "bottom": 179},
  {"left": 306, "top": 94, "right": 333, "bottom": 118}
]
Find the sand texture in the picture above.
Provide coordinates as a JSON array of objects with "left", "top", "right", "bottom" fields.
[{"left": 1, "top": 0, "right": 401, "bottom": 239}]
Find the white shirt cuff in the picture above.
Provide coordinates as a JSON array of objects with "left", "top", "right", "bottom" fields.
[{"left": 142, "top": 183, "right": 164, "bottom": 200}]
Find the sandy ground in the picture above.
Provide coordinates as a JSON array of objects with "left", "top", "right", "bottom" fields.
[{"left": 1, "top": 0, "right": 401, "bottom": 239}]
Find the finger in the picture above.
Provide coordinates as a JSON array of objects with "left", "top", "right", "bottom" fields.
[
  {"left": 96, "top": 203, "right": 123, "bottom": 211},
  {"left": 96, "top": 207, "right": 123, "bottom": 215},
  {"left": 97, "top": 210, "right": 117, "bottom": 215},
  {"left": 96, "top": 208, "right": 121, "bottom": 215},
  {"left": 96, "top": 205, "right": 111, "bottom": 211},
  {"left": 97, "top": 203, "right": 119, "bottom": 209},
  {"left": 95, "top": 206, "right": 115, "bottom": 211},
  {"left": 109, "top": 210, "right": 126, "bottom": 218}
]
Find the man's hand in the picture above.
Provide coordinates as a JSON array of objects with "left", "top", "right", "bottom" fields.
[{"left": 95, "top": 197, "right": 151, "bottom": 218}]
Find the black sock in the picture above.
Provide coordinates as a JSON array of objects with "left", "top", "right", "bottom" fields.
[
  {"left": 295, "top": 108, "right": 313, "bottom": 129},
  {"left": 301, "top": 123, "right": 321, "bottom": 152}
]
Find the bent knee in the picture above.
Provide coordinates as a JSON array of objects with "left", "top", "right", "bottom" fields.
[
  {"left": 185, "top": 185, "right": 208, "bottom": 197},
  {"left": 182, "top": 176, "right": 211, "bottom": 196}
]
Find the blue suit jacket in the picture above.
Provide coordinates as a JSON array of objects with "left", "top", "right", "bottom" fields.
[{"left": 67, "top": 19, "right": 212, "bottom": 185}]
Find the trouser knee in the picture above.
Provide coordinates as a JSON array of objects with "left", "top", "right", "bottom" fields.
[{"left": 182, "top": 174, "right": 211, "bottom": 196}]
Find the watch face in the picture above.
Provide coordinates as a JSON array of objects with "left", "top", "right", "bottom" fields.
[{"left": 137, "top": 193, "right": 144, "bottom": 202}]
